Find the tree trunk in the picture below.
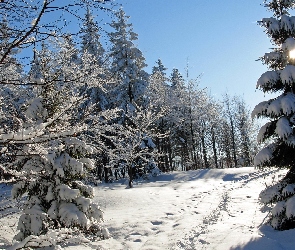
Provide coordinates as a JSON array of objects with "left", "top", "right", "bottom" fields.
[
  {"left": 230, "top": 117, "right": 238, "bottom": 167},
  {"left": 201, "top": 130, "right": 209, "bottom": 168},
  {"left": 211, "top": 126, "right": 218, "bottom": 168}
]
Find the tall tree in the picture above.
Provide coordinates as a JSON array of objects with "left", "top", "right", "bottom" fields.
[
  {"left": 235, "top": 96, "right": 256, "bottom": 166},
  {"left": 11, "top": 38, "right": 110, "bottom": 244},
  {"left": 152, "top": 59, "right": 168, "bottom": 75},
  {"left": 223, "top": 94, "right": 238, "bottom": 168},
  {"left": 253, "top": 0, "right": 295, "bottom": 230},
  {"left": 148, "top": 60, "right": 171, "bottom": 171},
  {"left": 108, "top": 8, "right": 149, "bottom": 112},
  {"left": 80, "top": 8, "right": 105, "bottom": 66}
]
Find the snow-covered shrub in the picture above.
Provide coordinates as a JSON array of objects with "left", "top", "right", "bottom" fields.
[
  {"left": 12, "top": 138, "right": 107, "bottom": 242},
  {"left": 145, "top": 160, "right": 161, "bottom": 178}
]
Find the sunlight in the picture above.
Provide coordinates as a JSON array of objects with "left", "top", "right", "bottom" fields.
[{"left": 290, "top": 49, "right": 295, "bottom": 59}]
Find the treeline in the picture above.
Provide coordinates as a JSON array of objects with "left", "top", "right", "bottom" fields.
[{"left": 0, "top": 7, "right": 258, "bottom": 184}]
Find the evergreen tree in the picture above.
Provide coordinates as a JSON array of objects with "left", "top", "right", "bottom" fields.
[
  {"left": 171, "top": 68, "right": 185, "bottom": 90},
  {"left": 80, "top": 8, "right": 105, "bottom": 66},
  {"left": 148, "top": 60, "right": 171, "bottom": 171},
  {"left": 152, "top": 59, "right": 168, "bottom": 75},
  {"left": 108, "top": 8, "right": 149, "bottom": 111},
  {"left": 253, "top": 0, "right": 295, "bottom": 230},
  {"left": 7, "top": 38, "right": 109, "bottom": 245},
  {"left": 79, "top": 9, "right": 109, "bottom": 113}
]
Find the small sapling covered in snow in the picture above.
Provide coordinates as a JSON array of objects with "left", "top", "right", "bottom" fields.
[{"left": 12, "top": 137, "right": 108, "bottom": 244}]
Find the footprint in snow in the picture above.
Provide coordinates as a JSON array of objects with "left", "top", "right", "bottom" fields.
[
  {"left": 130, "top": 232, "right": 142, "bottom": 236},
  {"left": 151, "top": 221, "right": 163, "bottom": 226},
  {"left": 199, "top": 239, "right": 210, "bottom": 245}
]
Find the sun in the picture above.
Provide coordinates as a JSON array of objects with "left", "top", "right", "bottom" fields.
[{"left": 290, "top": 49, "right": 295, "bottom": 59}]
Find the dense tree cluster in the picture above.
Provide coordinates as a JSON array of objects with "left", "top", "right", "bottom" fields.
[{"left": 0, "top": 0, "right": 258, "bottom": 246}]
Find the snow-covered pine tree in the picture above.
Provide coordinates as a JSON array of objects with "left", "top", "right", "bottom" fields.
[
  {"left": 152, "top": 59, "right": 168, "bottom": 75},
  {"left": 171, "top": 68, "right": 185, "bottom": 90},
  {"left": 104, "top": 8, "right": 158, "bottom": 186},
  {"left": 108, "top": 8, "right": 149, "bottom": 112},
  {"left": 147, "top": 60, "right": 172, "bottom": 171},
  {"left": 9, "top": 37, "right": 109, "bottom": 245},
  {"left": 80, "top": 8, "right": 105, "bottom": 67},
  {"left": 253, "top": 0, "right": 295, "bottom": 230},
  {"left": 79, "top": 9, "right": 109, "bottom": 113},
  {"left": 168, "top": 69, "right": 189, "bottom": 170}
]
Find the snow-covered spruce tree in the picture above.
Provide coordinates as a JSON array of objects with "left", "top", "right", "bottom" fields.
[
  {"left": 79, "top": 9, "right": 109, "bottom": 113},
  {"left": 253, "top": 0, "right": 295, "bottom": 230},
  {"left": 108, "top": 8, "right": 149, "bottom": 112},
  {"left": 148, "top": 60, "right": 172, "bottom": 171},
  {"left": 152, "top": 59, "right": 168, "bottom": 75},
  {"left": 168, "top": 69, "right": 190, "bottom": 170},
  {"left": 80, "top": 8, "right": 105, "bottom": 66},
  {"left": 8, "top": 38, "right": 109, "bottom": 246}
]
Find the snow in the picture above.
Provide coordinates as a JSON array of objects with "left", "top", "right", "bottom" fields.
[
  {"left": 275, "top": 117, "right": 292, "bottom": 139},
  {"left": 280, "top": 65, "right": 295, "bottom": 85},
  {"left": 272, "top": 201, "right": 286, "bottom": 216},
  {"left": 252, "top": 100, "right": 269, "bottom": 118},
  {"left": 281, "top": 15, "right": 294, "bottom": 32},
  {"left": 282, "top": 37, "right": 295, "bottom": 51},
  {"left": 286, "top": 196, "right": 295, "bottom": 218},
  {"left": 256, "top": 71, "right": 280, "bottom": 90},
  {"left": 257, "top": 122, "right": 271, "bottom": 143},
  {"left": 59, "top": 202, "right": 89, "bottom": 228},
  {"left": 266, "top": 97, "right": 281, "bottom": 116},
  {"left": 252, "top": 93, "right": 295, "bottom": 119},
  {"left": 263, "top": 52, "right": 281, "bottom": 63},
  {"left": 1, "top": 167, "right": 295, "bottom": 249},
  {"left": 261, "top": 17, "right": 280, "bottom": 33},
  {"left": 281, "top": 93, "right": 295, "bottom": 115},
  {"left": 57, "top": 184, "right": 80, "bottom": 201},
  {"left": 254, "top": 144, "right": 275, "bottom": 166}
]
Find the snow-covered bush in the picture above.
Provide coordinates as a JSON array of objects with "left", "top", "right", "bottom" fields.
[
  {"left": 12, "top": 138, "right": 107, "bottom": 242},
  {"left": 254, "top": 0, "right": 295, "bottom": 230}
]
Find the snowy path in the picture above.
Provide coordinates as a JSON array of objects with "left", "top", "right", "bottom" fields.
[
  {"left": 2, "top": 167, "right": 295, "bottom": 250},
  {"left": 91, "top": 168, "right": 291, "bottom": 250},
  {"left": 173, "top": 170, "right": 279, "bottom": 249}
]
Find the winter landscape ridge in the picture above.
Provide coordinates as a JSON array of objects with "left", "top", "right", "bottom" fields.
[{"left": 1, "top": 167, "right": 294, "bottom": 250}]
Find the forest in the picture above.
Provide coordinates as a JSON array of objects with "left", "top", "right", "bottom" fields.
[{"left": 2, "top": 0, "right": 295, "bottom": 249}]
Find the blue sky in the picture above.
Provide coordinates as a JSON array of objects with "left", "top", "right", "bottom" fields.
[
  {"left": 20, "top": 0, "right": 278, "bottom": 109},
  {"left": 110, "top": 0, "right": 275, "bottom": 109}
]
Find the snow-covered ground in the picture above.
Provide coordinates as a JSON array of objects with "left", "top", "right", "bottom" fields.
[{"left": 1, "top": 167, "right": 295, "bottom": 250}]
